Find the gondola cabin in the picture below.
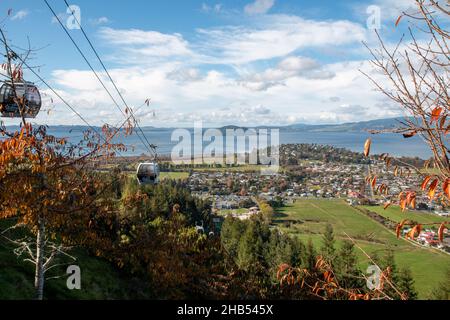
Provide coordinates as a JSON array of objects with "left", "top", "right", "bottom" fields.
[
  {"left": 0, "top": 81, "right": 41, "bottom": 118},
  {"left": 136, "top": 162, "right": 160, "bottom": 185}
]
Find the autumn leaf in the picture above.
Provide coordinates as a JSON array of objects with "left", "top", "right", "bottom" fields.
[
  {"left": 428, "top": 179, "right": 439, "bottom": 200},
  {"left": 394, "top": 166, "right": 399, "bottom": 177},
  {"left": 364, "top": 138, "right": 372, "bottom": 157},
  {"left": 396, "top": 219, "right": 407, "bottom": 238},
  {"left": 395, "top": 15, "right": 403, "bottom": 27},
  {"left": 421, "top": 176, "right": 432, "bottom": 191},
  {"left": 371, "top": 176, "right": 377, "bottom": 188},
  {"left": 400, "top": 198, "right": 407, "bottom": 212},
  {"left": 385, "top": 157, "right": 392, "bottom": 168},
  {"left": 443, "top": 178, "right": 450, "bottom": 198},
  {"left": 438, "top": 223, "right": 446, "bottom": 243},
  {"left": 408, "top": 225, "right": 422, "bottom": 240},
  {"left": 430, "top": 107, "right": 443, "bottom": 124}
]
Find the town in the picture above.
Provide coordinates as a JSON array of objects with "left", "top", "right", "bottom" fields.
[{"left": 150, "top": 144, "right": 449, "bottom": 252}]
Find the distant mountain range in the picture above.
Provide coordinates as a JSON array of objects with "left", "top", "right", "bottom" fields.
[
  {"left": 282, "top": 117, "right": 405, "bottom": 132},
  {"left": 4, "top": 117, "right": 405, "bottom": 133},
  {"left": 220, "top": 117, "right": 404, "bottom": 132}
]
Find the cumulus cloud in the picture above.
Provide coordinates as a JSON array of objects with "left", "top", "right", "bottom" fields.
[
  {"left": 98, "top": 27, "right": 193, "bottom": 63},
  {"left": 196, "top": 15, "right": 367, "bottom": 64},
  {"left": 241, "top": 56, "right": 335, "bottom": 91},
  {"left": 244, "top": 0, "right": 275, "bottom": 15},
  {"left": 167, "top": 68, "right": 202, "bottom": 82},
  {"left": 35, "top": 8, "right": 396, "bottom": 128}
]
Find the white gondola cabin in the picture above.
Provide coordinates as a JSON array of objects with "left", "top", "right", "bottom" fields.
[
  {"left": 136, "top": 162, "right": 160, "bottom": 185},
  {"left": 0, "top": 81, "right": 41, "bottom": 118}
]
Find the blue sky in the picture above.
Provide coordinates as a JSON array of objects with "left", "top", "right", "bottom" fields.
[{"left": 0, "top": 0, "right": 425, "bottom": 127}]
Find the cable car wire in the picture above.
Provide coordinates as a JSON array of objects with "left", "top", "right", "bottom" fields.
[
  {"left": 0, "top": 36, "right": 138, "bottom": 160},
  {"left": 44, "top": 0, "right": 155, "bottom": 158},
  {"left": 43, "top": 0, "right": 156, "bottom": 156},
  {"left": 62, "top": 0, "right": 157, "bottom": 158}
]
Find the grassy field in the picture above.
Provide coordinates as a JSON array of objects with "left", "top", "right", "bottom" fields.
[
  {"left": 218, "top": 208, "right": 249, "bottom": 216},
  {"left": 159, "top": 171, "right": 190, "bottom": 180},
  {"left": 192, "top": 164, "right": 269, "bottom": 173},
  {"left": 359, "top": 205, "right": 449, "bottom": 225},
  {"left": 274, "top": 199, "right": 450, "bottom": 299}
]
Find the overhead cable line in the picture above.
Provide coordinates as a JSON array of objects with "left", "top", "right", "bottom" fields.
[
  {"left": 62, "top": 0, "right": 157, "bottom": 158},
  {"left": 44, "top": 0, "right": 156, "bottom": 156},
  {"left": 0, "top": 36, "right": 138, "bottom": 160}
]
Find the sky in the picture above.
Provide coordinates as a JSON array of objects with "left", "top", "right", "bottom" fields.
[{"left": 0, "top": 0, "right": 431, "bottom": 127}]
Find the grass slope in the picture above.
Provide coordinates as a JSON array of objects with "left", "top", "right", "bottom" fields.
[{"left": 0, "top": 221, "right": 149, "bottom": 300}]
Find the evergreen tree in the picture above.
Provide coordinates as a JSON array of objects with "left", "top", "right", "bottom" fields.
[
  {"left": 304, "top": 238, "right": 317, "bottom": 271},
  {"left": 336, "top": 240, "right": 364, "bottom": 290},
  {"left": 321, "top": 224, "right": 336, "bottom": 264},
  {"left": 397, "top": 267, "right": 418, "bottom": 300},
  {"left": 221, "top": 217, "right": 245, "bottom": 261},
  {"left": 381, "top": 249, "right": 402, "bottom": 299}
]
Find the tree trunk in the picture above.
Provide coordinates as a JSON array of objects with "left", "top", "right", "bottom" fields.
[{"left": 34, "top": 216, "right": 45, "bottom": 300}]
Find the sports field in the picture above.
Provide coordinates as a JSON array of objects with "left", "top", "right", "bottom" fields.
[
  {"left": 360, "top": 205, "right": 448, "bottom": 225},
  {"left": 274, "top": 199, "right": 450, "bottom": 299}
]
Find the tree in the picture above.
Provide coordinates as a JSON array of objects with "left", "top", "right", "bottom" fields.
[
  {"left": 258, "top": 200, "right": 274, "bottom": 224},
  {"left": 397, "top": 267, "right": 418, "bottom": 300},
  {"left": 335, "top": 240, "right": 364, "bottom": 290},
  {"left": 321, "top": 224, "right": 336, "bottom": 265},
  {"left": 362, "top": 0, "right": 449, "bottom": 240},
  {"left": 304, "top": 238, "right": 317, "bottom": 271},
  {"left": 0, "top": 27, "right": 128, "bottom": 299}
]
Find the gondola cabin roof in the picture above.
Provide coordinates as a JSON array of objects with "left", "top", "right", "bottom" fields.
[{"left": 0, "top": 81, "right": 42, "bottom": 118}]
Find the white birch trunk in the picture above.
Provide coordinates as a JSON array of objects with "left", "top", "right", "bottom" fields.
[{"left": 34, "top": 216, "right": 45, "bottom": 300}]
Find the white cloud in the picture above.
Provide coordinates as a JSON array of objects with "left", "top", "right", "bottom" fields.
[
  {"left": 40, "top": 56, "right": 399, "bottom": 127},
  {"left": 244, "top": 0, "right": 275, "bottom": 15},
  {"left": 35, "top": 9, "right": 400, "bottom": 127},
  {"left": 11, "top": 10, "right": 29, "bottom": 21},
  {"left": 167, "top": 68, "right": 202, "bottom": 82},
  {"left": 98, "top": 27, "right": 193, "bottom": 63},
  {"left": 90, "top": 17, "right": 110, "bottom": 25},
  {"left": 197, "top": 15, "right": 367, "bottom": 64},
  {"left": 241, "top": 56, "right": 335, "bottom": 91},
  {"left": 201, "top": 3, "right": 223, "bottom": 13}
]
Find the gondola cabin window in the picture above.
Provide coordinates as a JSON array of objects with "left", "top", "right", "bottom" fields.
[
  {"left": 136, "top": 162, "right": 160, "bottom": 185},
  {"left": 0, "top": 81, "right": 42, "bottom": 118}
]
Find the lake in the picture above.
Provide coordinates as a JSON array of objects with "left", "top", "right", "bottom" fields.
[{"left": 39, "top": 126, "right": 431, "bottom": 159}]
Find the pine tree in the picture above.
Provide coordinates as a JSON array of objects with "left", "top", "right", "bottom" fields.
[
  {"left": 304, "top": 238, "right": 317, "bottom": 271},
  {"left": 321, "top": 224, "right": 336, "bottom": 265},
  {"left": 397, "top": 267, "right": 418, "bottom": 300},
  {"left": 381, "top": 249, "right": 402, "bottom": 299},
  {"left": 336, "top": 240, "right": 364, "bottom": 290}
]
